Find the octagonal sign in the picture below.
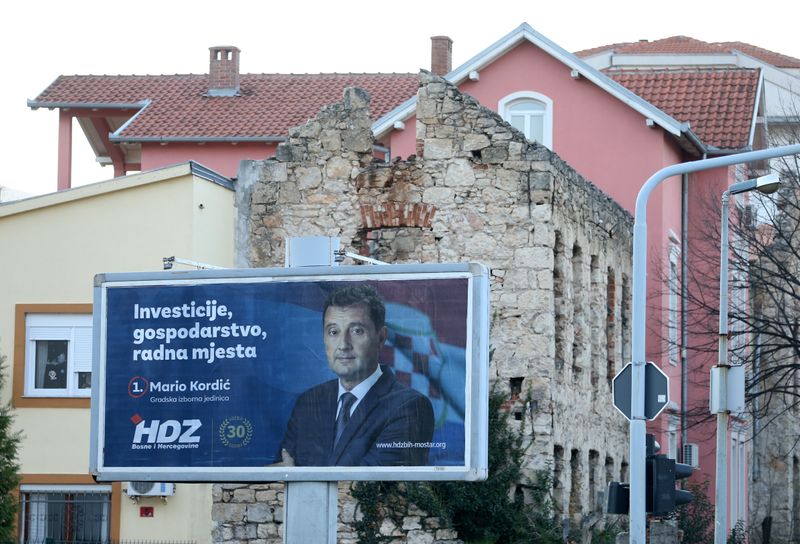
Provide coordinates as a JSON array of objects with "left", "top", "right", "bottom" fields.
[{"left": 612, "top": 362, "right": 669, "bottom": 420}]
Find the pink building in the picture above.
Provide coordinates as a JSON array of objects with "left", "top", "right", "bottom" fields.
[{"left": 28, "top": 22, "right": 796, "bottom": 536}]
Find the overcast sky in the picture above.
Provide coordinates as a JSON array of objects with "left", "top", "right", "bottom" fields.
[{"left": 3, "top": 0, "right": 799, "bottom": 196}]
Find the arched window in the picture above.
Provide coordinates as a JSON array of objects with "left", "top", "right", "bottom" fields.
[{"left": 498, "top": 91, "right": 553, "bottom": 149}]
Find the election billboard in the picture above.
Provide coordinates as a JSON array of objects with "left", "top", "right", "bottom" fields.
[{"left": 90, "top": 263, "right": 489, "bottom": 481}]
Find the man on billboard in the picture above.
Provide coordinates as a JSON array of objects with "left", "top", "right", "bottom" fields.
[{"left": 278, "top": 284, "right": 434, "bottom": 466}]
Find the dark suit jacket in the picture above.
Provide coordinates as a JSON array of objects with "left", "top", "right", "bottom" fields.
[{"left": 281, "top": 366, "right": 434, "bottom": 466}]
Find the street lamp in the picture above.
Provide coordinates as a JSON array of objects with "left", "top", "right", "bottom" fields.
[
  {"left": 713, "top": 172, "right": 781, "bottom": 544},
  {"left": 628, "top": 147, "right": 799, "bottom": 544}
]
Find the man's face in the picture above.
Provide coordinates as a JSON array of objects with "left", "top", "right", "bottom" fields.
[{"left": 323, "top": 303, "right": 387, "bottom": 389}]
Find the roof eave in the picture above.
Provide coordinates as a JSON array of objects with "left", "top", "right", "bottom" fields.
[
  {"left": 373, "top": 22, "right": 687, "bottom": 139},
  {"left": 702, "top": 144, "right": 753, "bottom": 156},
  {"left": 189, "top": 161, "right": 235, "bottom": 188},
  {"left": 676, "top": 128, "right": 707, "bottom": 156},
  {"left": 27, "top": 100, "right": 150, "bottom": 110},
  {"left": 749, "top": 70, "right": 765, "bottom": 147},
  {"left": 109, "top": 135, "right": 288, "bottom": 143},
  {"left": 373, "top": 97, "right": 417, "bottom": 138}
]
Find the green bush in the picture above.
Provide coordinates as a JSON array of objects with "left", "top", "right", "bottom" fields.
[
  {"left": 352, "top": 389, "right": 562, "bottom": 544},
  {"left": 0, "top": 353, "right": 21, "bottom": 542},
  {"left": 674, "top": 480, "right": 714, "bottom": 544}
]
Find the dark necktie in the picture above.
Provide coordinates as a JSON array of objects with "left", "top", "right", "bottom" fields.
[{"left": 334, "top": 392, "right": 357, "bottom": 446}]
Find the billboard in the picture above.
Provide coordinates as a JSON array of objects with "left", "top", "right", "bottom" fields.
[{"left": 90, "top": 263, "right": 489, "bottom": 481}]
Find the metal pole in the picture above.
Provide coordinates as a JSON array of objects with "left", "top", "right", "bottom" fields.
[
  {"left": 284, "top": 237, "right": 340, "bottom": 544},
  {"left": 629, "top": 144, "right": 800, "bottom": 544},
  {"left": 681, "top": 174, "right": 689, "bottom": 454},
  {"left": 714, "top": 192, "right": 731, "bottom": 544}
]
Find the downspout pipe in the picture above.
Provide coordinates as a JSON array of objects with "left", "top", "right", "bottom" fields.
[{"left": 628, "top": 143, "right": 800, "bottom": 544}]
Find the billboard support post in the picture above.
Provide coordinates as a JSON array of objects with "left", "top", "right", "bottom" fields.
[
  {"left": 285, "top": 481, "right": 338, "bottom": 543},
  {"left": 284, "top": 236, "right": 341, "bottom": 544}
]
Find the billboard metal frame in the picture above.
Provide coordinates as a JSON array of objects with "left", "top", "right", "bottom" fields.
[{"left": 90, "top": 263, "right": 490, "bottom": 482}]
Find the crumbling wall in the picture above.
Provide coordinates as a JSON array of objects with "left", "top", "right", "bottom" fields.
[{"left": 219, "top": 71, "right": 633, "bottom": 543}]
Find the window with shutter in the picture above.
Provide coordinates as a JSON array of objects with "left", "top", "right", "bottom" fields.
[{"left": 25, "top": 313, "right": 93, "bottom": 398}]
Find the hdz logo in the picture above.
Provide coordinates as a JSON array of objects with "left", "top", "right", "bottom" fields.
[{"left": 130, "top": 414, "right": 202, "bottom": 451}]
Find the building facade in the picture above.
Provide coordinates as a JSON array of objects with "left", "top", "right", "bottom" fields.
[
  {"left": 0, "top": 163, "right": 235, "bottom": 544},
  {"left": 211, "top": 73, "right": 634, "bottom": 542}
]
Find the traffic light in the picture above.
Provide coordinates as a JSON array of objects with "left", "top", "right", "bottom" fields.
[
  {"left": 607, "top": 481, "right": 630, "bottom": 514},
  {"left": 646, "top": 434, "right": 694, "bottom": 515},
  {"left": 606, "top": 434, "right": 694, "bottom": 516}
]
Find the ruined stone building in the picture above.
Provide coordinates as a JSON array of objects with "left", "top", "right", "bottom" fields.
[
  {"left": 213, "top": 72, "right": 633, "bottom": 542},
  {"left": 747, "top": 180, "right": 800, "bottom": 543}
]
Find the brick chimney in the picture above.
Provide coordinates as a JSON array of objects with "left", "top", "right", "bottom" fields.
[
  {"left": 208, "top": 46, "right": 241, "bottom": 96},
  {"left": 430, "top": 36, "right": 453, "bottom": 76}
]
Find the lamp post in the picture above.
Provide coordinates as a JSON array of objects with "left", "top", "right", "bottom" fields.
[
  {"left": 713, "top": 173, "right": 781, "bottom": 544},
  {"left": 628, "top": 146, "right": 799, "bottom": 544}
]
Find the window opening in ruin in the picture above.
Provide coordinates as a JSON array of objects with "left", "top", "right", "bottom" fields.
[
  {"left": 620, "top": 460, "right": 629, "bottom": 482},
  {"left": 589, "top": 450, "right": 599, "bottom": 512},
  {"left": 605, "top": 456, "right": 615, "bottom": 496},
  {"left": 569, "top": 449, "right": 582, "bottom": 517},
  {"left": 606, "top": 267, "right": 616, "bottom": 387},
  {"left": 509, "top": 377, "right": 523, "bottom": 399},
  {"left": 554, "top": 231, "right": 566, "bottom": 376},
  {"left": 590, "top": 255, "right": 600, "bottom": 391},
  {"left": 572, "top": 244, "right": 585, "bottom": 382},
  {"left": 553, "top": 445, "right": 565, "bottom": 516},
  {"left": 621, "top": 274, "right": 631, "bottom": 363}
]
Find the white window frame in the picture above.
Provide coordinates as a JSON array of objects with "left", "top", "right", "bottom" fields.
[
  {"left": 24, "top": 313, "right": 92, "bottom": 398},
  {"left": 667, "top": 418, "right": 679, "bottom": 460},
  {"left": 729, "top": 430, "right": 747, "bottom": 525},
  {"left": 668, "top": 244, "right": 681, "bottom": 366},
  {"left": 729, "top": 223, "right": 749, "bottom": 365},
  {"left": 498, "top": 91, "right": 554, "bottom": 149}
]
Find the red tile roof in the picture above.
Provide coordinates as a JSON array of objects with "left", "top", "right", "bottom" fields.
[
  {"left": 576, "top": 37, "right": 729, "bottom": 57},
  {"left": 614, "top": 36, "right": 730, "bottom": 55},
  {"left": 573, "top": 42, "right": 636, "bottom": 58},
  {"left": 606, "top": 68, "right": 760, "bottom": 149},
  {"left": 32, "top": 73, "right": 419, "bottom": 140},
  {"left": 578, "top": 36, "right": 800, "bottom": 69},
  {"left": 713, "top": 41, "right": 800, "bottom": 69}
]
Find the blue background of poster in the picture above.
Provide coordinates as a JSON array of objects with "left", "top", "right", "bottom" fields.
[{"left": 102, "top": 278, "right": 468, "bottom": 468}]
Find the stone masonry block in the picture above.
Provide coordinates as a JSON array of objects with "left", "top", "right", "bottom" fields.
[
  {"left": 261, "top": 161, "right": 288, "bottom": 182},
  {"left": 444, "top": 159, "right": 475, "bottom": 186},
  {"left": 481, "top": 145, "right": 508, "bottom": 164},
  {"left": 423, "top": 139, "right": 453, "bottom": 159}
]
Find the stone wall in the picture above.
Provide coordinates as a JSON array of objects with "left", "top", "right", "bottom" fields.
[
  {"left": 748, "top": 189, "right": 800, "bottom": 544},
  {"left": 222, "top": 71, "right": 634, "bottom": 542}
]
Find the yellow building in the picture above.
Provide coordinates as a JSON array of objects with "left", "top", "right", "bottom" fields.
[{"left": 0, "top": 162, "right": 235, "bottom": 543}]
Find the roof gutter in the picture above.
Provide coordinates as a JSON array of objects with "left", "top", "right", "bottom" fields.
[
  {"left": 189, "top": 161, "right": 235, "bottom": 189},
  {"left": 372, "top": 98, "right": 416, "bottom": 138},
  {"left": 702, "top": 145, "right": 753, "bottom": 155},
  {"left": 748, "top": 70, "right": 765, "bottom": 147},
  {"left": 27, "top": 100, "right": 150, "bottom": 111},
  {"left": 109, "top": 135, "right": 288, "bottom": 144},
  {"left": 680, "top": 124, "right": 708, "bottom": 155}
]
